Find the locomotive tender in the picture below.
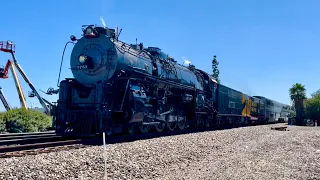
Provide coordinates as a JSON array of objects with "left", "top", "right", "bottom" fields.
[{"left": 53, "top": 25, "right": 293, "bottom": 137}]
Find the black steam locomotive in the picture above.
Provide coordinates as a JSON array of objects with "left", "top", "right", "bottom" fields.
[{"left": 52, "top": 25, "right": 293, "bottom": 137}]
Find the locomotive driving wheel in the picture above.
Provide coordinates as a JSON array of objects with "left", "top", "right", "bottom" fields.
[
  {"left": 166, "top": 114, "right": 177, "bottom": 131},
  {"left": 154, "top": 108, "right": 167, "bottom": 132},
  {"left": 125, "top": 109, "right": 136, "bottom": 135},
  {"left": 166, "top": 105, "right": 177, "bottom": 131},
  {"left": 138, "top": 112, "right": 151, "bottom": 134},
  {"left": 127, "top": 123, "right": 136, "bottom": 135},
  {"left": 155, "top": 121, "right": 166, "bottom": 132},
  {"left": 177, "top": 111, "right": 187, "bottom": 130},
  {"left": 126, "top": 109, "right": 150, "bottom": 134},
  {"left": 138, "top": 122, "right": 150, "bottom": 133},
  {"left": 195, "top": 114, "right": 205, "bottom": 128}
]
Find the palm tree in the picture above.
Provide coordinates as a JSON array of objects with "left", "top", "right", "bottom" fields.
[{"left": 289, "top": 83, "right": 307, "bottom": 125}]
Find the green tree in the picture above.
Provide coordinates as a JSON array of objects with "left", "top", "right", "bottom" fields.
[
  {"left": 311, "top": 89, "right": 320, "bottom": 98},
  {"left": 212, "top": 55, "right": 220, "bottom": 83},
  {"left": 304, "top": 89, "right": 320, "bottom": 122},
  {"left": 289, "top": 83, "right": 307, "bottom": 125}
]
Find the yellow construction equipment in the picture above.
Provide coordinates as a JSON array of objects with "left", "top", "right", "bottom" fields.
[{"left": 0, "top": 60, "right": 27, "bottom": 109}]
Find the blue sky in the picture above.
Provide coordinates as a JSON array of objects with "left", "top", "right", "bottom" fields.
[{"left": 0, "top": 0, "right": 319, "bottom": 111}]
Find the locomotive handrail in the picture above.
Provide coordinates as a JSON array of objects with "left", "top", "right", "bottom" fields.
[
  {"left": 115, "top": 40, "right": 181, "bottom": 67},
  {"left": 57, "top": 41, "right": 76, "bottom": 87},
  {"left": 118, "top": 76, "right": 196, "bottom": 91},
  {"left": 114, "top": 41, "right": 152, "bottom": 61}
]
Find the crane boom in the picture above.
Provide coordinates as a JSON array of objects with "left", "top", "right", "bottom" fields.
[
  {"left": 0, "top": 86, "right": 11, "bottom": 111},
  {"left": 11, "top": 53, "right": 50, "bottom": 115},
  {"left": 0, "top": 40, "right": 50, "bottom": 115},
  {"left": 1, "top": 60, "right": 27, "bottom": 109},
  {"left": 8, "top": 60, "right": 27, "bottom": 109}
]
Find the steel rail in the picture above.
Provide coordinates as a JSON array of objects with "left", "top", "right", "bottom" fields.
[
  {"left": 0, "top": 139, "right": 85, "bottom": 156},
  {"left": 0, "top": 134, "right": 58, "bottom": 141},
  {"left": 0, "top": 131, "right": 55, "bottom": 137},
  {"left": 0, "top": 135, "right": 64, "bottom": 146}
]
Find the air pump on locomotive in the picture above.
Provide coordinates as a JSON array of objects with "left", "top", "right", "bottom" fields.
[{"left": 53, "top": 25, "right": 218, "bottom": 137}]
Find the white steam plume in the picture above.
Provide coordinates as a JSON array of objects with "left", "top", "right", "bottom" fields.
[{"left": 100, "top": 16, "right": 107, "bottom": 28}]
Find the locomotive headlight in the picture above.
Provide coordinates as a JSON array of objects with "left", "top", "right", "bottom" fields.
[{"left": 78, "top": 55, "right": 87, "bottom": 64}]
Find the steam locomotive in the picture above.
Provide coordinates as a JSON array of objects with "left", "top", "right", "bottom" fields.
[{"left": 53, "top": 25, "right": 293, "bottom": 137}]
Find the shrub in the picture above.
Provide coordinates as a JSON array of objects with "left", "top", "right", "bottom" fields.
[
  {"left": 0, "top": 108, "right": 52, "bottom": 133},
  {"left": 0, "top": 112, "right": 6, "bottom": 133},
  {"left": 304, "top": 90, "right": 320, "bottom": 121}
]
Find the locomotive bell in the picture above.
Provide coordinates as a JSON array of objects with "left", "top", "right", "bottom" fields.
[{"left": 70, "top": 35, "right": 118, "bottom": 86}]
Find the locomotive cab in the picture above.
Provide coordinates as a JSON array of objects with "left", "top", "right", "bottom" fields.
[
  {"left": 195, "top": 68, "right": 218, "bottom": 102},
  {"left": 209, "top": 78, "right": 218, "bottom": 101}
]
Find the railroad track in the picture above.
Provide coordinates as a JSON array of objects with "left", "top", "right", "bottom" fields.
[
  {"left": 0, "top": 139, "right": 91, "bottom": 158},
  {"left": 0, "top": 131, "right": 55, "bottom": 138},
  {"left": 0, "top": 132, "right": 59, "bottom": 146},
  {"left": 0, "top": 135, "right": 66, "bottom": 146},
  {"left": 0, "top": 126, "right": 216, "bottom": 158},
  {"left": 0, "top": 131, "right": 97, "bottom": 158},
  {"left": 0, "top": 123, "right": 287, "bottom": 158}
]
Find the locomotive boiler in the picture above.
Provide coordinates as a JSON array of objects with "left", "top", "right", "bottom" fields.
[{"left": 54, "top": 25, "right": 218, "bottom": 136}]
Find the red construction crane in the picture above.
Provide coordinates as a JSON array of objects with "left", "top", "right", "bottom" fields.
[
  {"left": 0, "top": 41, "right": 15, "bottom": 53},
  {"left": 0, "top": 60, "right": 27, "bottom": 109}
]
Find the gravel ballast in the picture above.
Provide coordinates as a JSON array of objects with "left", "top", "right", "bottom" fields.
[{"left": 1, "top": 124, "right": 320, "bottom": 180}]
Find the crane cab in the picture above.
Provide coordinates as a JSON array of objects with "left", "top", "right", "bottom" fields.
[
  {"left": 0, "top": 66, "right": 5, "bottom": 78},
  {"left": 0, "top": 65, "right": 9, "bottom": 79},
  {"left": 0, "top": 61, "right": 11, "bottom": 79}
]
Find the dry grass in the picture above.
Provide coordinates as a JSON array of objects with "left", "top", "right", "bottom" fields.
[{"left": 0, "top": 123, "right": 320, "bottom": 180}]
